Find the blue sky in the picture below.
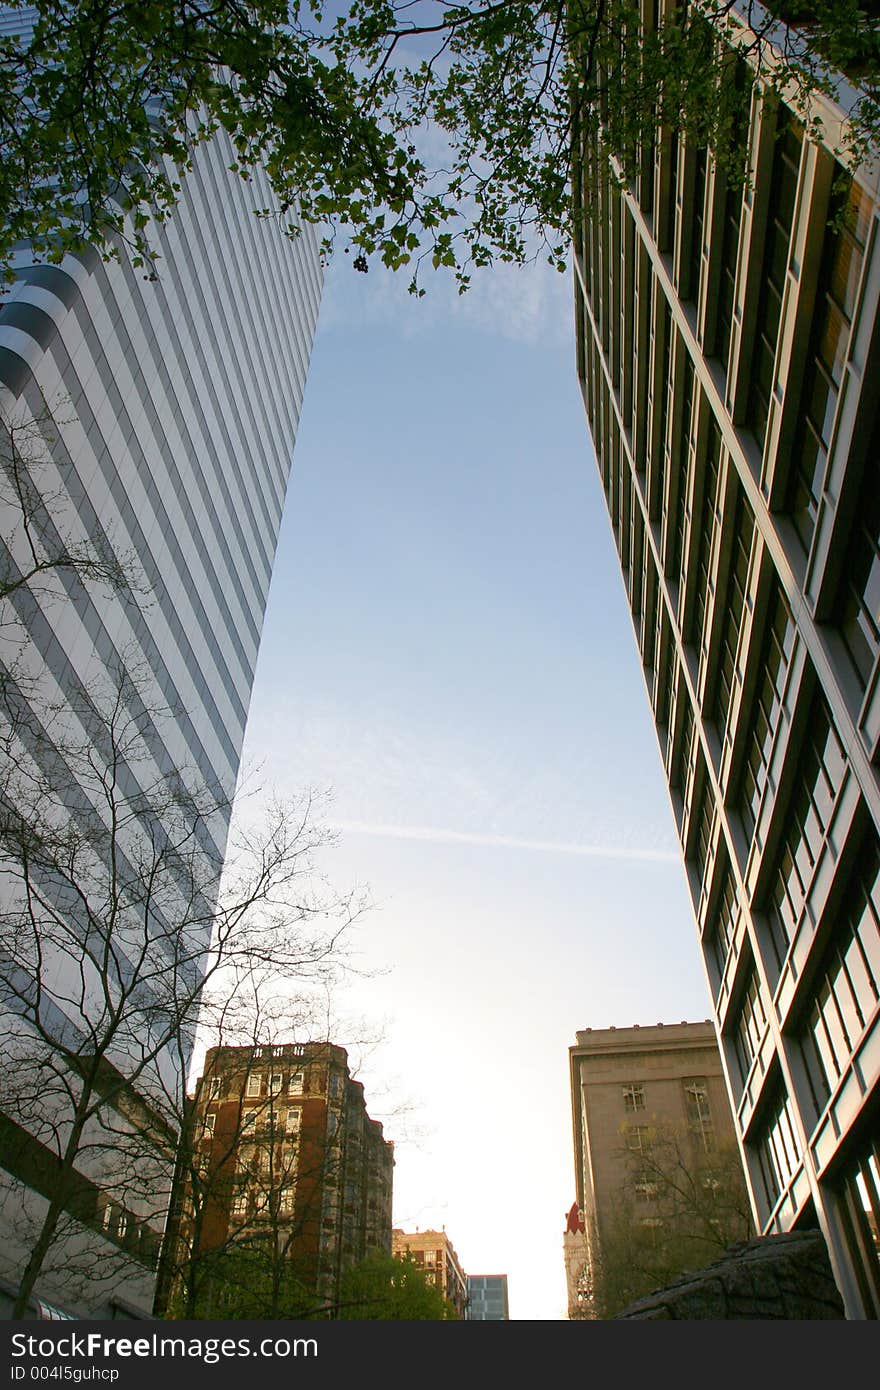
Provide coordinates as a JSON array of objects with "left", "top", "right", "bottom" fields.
[{"left": 239, "top": 251, "right": 715, "bottom": 1319}]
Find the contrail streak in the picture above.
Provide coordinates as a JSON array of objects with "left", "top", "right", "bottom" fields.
[{"left": 331, "top": 820, "right": 680, "bottom": 864}]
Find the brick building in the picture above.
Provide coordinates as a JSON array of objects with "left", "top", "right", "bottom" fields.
[{"left": 156, "top": 1042, "right": 393, "bottom": 1316}]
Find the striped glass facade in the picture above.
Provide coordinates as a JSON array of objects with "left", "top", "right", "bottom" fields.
[
  {"left": 0, "top": 14, "right": 323, "bottom": 1313},
  {"left": 574, "top": 6, "right": 880, "bottom": 1318}
]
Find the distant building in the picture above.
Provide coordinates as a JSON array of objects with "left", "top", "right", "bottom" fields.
[
  {"left": 466, "top": 1273, "right": 509, "bottom": 1320},
  {"left": 562, "top": 1203, "right": 590, "bottom": 1319},
  {"left": 392, "top": 1228, "right": 468, "bottom": 1319},
  {"left": 570, "top": 1020, "right": 749, "bottom": 1312},
  {"left": 156, "top": 1042, "right": 393, "bottom": 1316}
]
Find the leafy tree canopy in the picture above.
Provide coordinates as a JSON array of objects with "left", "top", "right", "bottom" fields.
[
  {"left": 336, "top": 1250, "right": 458, "bottom": 1318},
  {"left": 1, "top": 1, "right": 879, "bottom": 293},
  {"left": 164, "top": 1238, "right": 317, "bottom": 1319}
]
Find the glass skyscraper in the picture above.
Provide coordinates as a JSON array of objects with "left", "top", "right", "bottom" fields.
[
  {"left": 574, "top": 6, "right": 880, "bottom": 1318},
  {"left": 0, "top": 8, "right": 323, "bottom": 1314},
  {"left": 466, "top": 1274, "right": 510, "bottom": 1320}
]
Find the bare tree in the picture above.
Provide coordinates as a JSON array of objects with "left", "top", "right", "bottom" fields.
[
  {"left": 0, "top": 698, "right": 365, "bottom": 1318},
  {"left": 1, "top": 403, "right": 132, "bottom": 609},
  {"left": 0, "top": 383, "right": 370, "bottom": 1318},
  {"left": 156, "top": 1026, "right": 394, "bottom": 1321},
  {"left": 589, "top": 1119, "right": 754, "bottom": 1317},
  {"left": 0, "top": 396, "right": 142, "bottom": 750}
]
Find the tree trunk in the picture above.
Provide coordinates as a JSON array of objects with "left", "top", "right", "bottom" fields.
[{"left": 11, "top": 1095, "right": 93, "bottom": 1317}]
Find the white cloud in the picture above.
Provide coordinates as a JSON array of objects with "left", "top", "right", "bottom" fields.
[
  {"left": 240, "top": 695, "right": 681, "bottom": 867},
  {"left": 318, "top": 246, "right": 573, "bottom": 347}
]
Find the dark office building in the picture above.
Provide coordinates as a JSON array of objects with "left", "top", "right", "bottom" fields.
[{"left": 574, "top": 4, "right": 880, "bottom": 1318}]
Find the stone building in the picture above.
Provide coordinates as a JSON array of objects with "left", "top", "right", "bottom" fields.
[
  {"left": 570, "top": 1021, "right": 750, "bottom": 1313},
  {"left": 563, "top": 1202, "right": 591, "bottom": 1319}
]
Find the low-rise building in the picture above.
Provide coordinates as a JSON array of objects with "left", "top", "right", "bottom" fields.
[
  {"left": 562, "top": 1203, "right": 590, "bottom": 1319},
  {"left": 466, "top": 1273, "right": 509, "bottom": 1320},
  {"left": 570, "top": 1020, "right": 751, "bottom": 1314},
  {"left": 391, "top": 1228, "right": 468, "bottom": 1318}
]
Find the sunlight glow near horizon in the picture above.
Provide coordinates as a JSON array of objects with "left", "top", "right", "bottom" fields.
[{"left": 239, "top": 252, "right": 714, "bottom": 1320}]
